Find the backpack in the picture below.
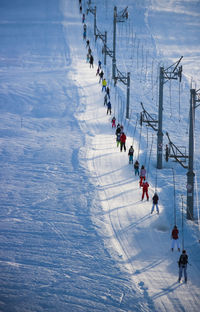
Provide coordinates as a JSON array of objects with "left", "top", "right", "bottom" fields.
[
  {"left": 128, "top": 148, "right": 134, "bottom": 156},
  {"left": 134, "top": 162, "right": 139, "bottom": 169},
  {"left": 179, "top": 254, "right": 188, "bottom": 266}
]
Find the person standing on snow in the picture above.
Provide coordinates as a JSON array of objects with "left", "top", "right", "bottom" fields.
[
  {"left": 102, "top": 78, "right": 107, "bottom": 92},
  {"left": 99, "top": 70, "right": 104, "bottom": 84},
  {"left": 106, "top": 86, "right": 110, "bottom": 98},
  {"left": 104, "top": 93, "right": 108, "bottom": 106},
  {"left": 171, "top": 225, "right": 180, "bottom": 252},
  {"left": 134, "top": 160, "right": 139, "bottom": 176},
  {"left": 89, "top": 54, "right": 94, "bottom": 68},
  {"left": 141, "top": 180, "right": 149, "bottom": 201},
  {"left": 111, "top": 116, "right": 116, "bottom": 128},
  {"left": 115, "top": 123, "right": 121, "bottom": 135},
  {"left": 82, "top": 13, "right": 85, "bottom": 23},
  {"left": 107, "top": 101, "right": 112, "bottom": 115},
  {"left": 151, "top": 192, "right": 159, "bottom": 214},
  {"left": 83, "top": 23, "right": 86, "bottom": 39},
  {"left": 96, "top": 66, "right": 100, "bottom": 76},
  {"left": 88, "top": 46, "right": 92, "bottom": 56},
  {"left": 128, "top": 146, "right": 134, "bottom": 164},
  {"left": 98, "top": 60, "right": 101, "bottom": 69},
  {"left": 86, "top": 39, "right": 90, "bottom": 48},
  {"left": 178, "top": 250, "right": 188, "bottom": 283},
  {"left": 116, "top": 132, "right": 121, "bottom": 148},
  {"left": 83, "top": 23, "right": 87, "bottom": 33},
  {"left": 120, "top": 132, "right": 126, "bottom": 152},
  {"left": 139, "top": 165, "right": 146, "bottom": 187}
]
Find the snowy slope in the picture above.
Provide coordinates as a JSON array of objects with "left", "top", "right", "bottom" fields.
[
  {"left": 0, "top": 1, "right": 143, "bottom": 311},
  {"left": 0, "top": 0, "right": 200, "bottom": 311}
]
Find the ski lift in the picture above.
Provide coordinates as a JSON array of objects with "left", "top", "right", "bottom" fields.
[
  {"left": 166, "top": 132, "right": 188, "bottom": 168},
  {"left": 140, "top": 102, "right": 158, "bottom": 131}
]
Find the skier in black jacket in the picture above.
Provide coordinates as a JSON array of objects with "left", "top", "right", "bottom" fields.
[
  {"left": 178, "top": 250, "right": 188, "bottom": 283},
  {"left": 128, "top": 146, "right": 134, "bottom": 164},
  {"left": 151, "top": 193, "right": 159, "bottom": 214}
]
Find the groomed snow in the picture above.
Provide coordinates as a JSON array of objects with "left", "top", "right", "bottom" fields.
[{"left": 0, "top": 0, "right": 200, "bottom": 311}]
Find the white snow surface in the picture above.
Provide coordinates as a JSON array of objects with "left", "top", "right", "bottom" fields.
[{"left": 0, "top": 0, "right": 200, "bottom": 311}]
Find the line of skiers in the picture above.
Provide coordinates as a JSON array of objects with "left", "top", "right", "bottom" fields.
[
  {"left": 79, "top": 2, "right": 189, "bottom": 283},
  {"left": 114, "top": 122, "right": 189, "bottom": 281}
]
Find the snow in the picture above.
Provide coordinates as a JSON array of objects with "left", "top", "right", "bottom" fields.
[{"left": 0, "top": 0, "right": 200, "bottom": 311}]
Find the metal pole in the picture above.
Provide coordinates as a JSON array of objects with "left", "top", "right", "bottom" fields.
[
  {"left": 181, "top": 195, "right": 184, "bottom": 250},
  {"left": 126, "top": 72, "right": 130, "bottom": 119},
  {"left": 112, "top": 6, "right": 117, "bottom": 79},
  {"left": 157, "top": 67, "right": 164, "bottom": 169},
  {"left": 187, "top": 89, "right": 195, "bottom": 220}
]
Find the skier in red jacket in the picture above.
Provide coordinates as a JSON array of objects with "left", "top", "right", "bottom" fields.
[
  {"left": 111, "top": 116, "right": 116, "bottom": 128},
  {"left": 171, "top": 225, "right": 180, "bottom": 252},
  {"left": 120, "top": 132, "right": 126, "bottom": 152},
  {"left": 141, "top": 181, "right": 149, "bottom": 201}
]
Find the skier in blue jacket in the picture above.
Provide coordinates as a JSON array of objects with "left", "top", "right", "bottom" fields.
[{"left": 107, "top": 101, "right": 111, "bottom": 115}]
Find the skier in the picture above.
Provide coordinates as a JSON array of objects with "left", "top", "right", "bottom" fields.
[
  {"left": 111, "top": 116, "right": 116, "bottom": 128},
  {"left": 99, "top": 70, "right": 104, "bottom": 84},
  {"left": 80, "top": 5, "right": 82, "bottom": 13},
  {"left": 104, "top": 93, "right": 107, "bottom": 106},
  {"left": 83, "top": 29, "right": 86, "bottom": 40},
  {"left": 106, "top": 86, "right": 110, "bottom": 98},
  {"left": 134, "top": 160, "right": 139, "bottom": 176},
  {"left": 89, "top": 54, "right": 94, "bottom": 68},
  {"left": 83, "top": 23, "right": 87, "bottom": 39},
  {"left": 141, "top": 180, "right": 149, "bottom": 201},
  {"left": 139, "top": 165, "right": 146, "bottom": 187},
  {"left": 96, "top": 67, "right": 100, "bottom": 76},
  {"left": 116, "top": 123, "right": 121, "bottom": 135},
  {"left": 120, "top": 132, "right": 126, "bottom": 152},
  {"left": 107, "top": 101, "right": 112, "bottom": 115},
  {"left": 86, "top": 53, "right": 90, "bottom": 63},
  {"left": 88, "top": 46, "right": 92, "bottom": 56},
  {"left": 151, "top": 192, "right": 159, "bottom": 214},
  {"left": 86, "top": 39, "right": 90, "bottom": 48},
  {"left": 116, "top": 132, "right": 121, "bottom": 148},
  {"left": 83, "top": 23, "right": 87, "bottom": 33},
  {"left": 102, "top": 78, "right": 107, "bottom": 92},
  {"left": 98, "top": 60, "right": 101, "bottom": 69},
  {"left": 178, "top": 250, "right": 188, "bottom": 283},
  {"left": 82, "top": 13, "right": 85, "bottom": 23},
  {"left": 128, "top": 146, "right": 134, "bottom": 164},
  {"left": 171, "top": 225, "right": 180, "bottom": 252}
]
